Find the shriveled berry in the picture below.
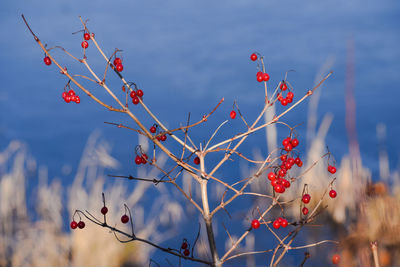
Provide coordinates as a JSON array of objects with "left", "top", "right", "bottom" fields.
[
  {"left": 183, "top": 249, "right": 190, "bottom": 256},
  {"left": 250, "top": 53, "right": 257, "bottom": 61},
  {"left": 302, "top": 207, "right": 309, "bottom": 215},
  {"left": 135, "top": 155, "right": 142, "bottom": 165},
  {"left": 43, "top": 56, "right": 52, "bottom": 65},
  {"left": 84, "top": 33, "right": 90, "bottom": 40},
  {"left": 230, "top": 110, "right": 236, "bottom": 119},
  {"left": 194, "top": 156, "right": 200, "bottom": 165},
  {"left": 251, "top": 219, "right": 260, "bottom": 229},
  {"left": 81, "top": 41, "right": 89, "bottom": 49},
  {"left": 101, "top": 206, "right": 108, "bottom": 215},
  {"left": 78, "top": 221, "right": 85, "bottom": 229},
  {"left": 302, "top": 194, "right": 311, "bottom": 204},
  {"left": 121, "top": 214, "right": 129, "bottom": 224},
  {"left": 115, "top": 63, "right": 123, "bottom": 72},
  {"left": 329, "top": 189, "right": 337, "bottom": 198},
  {"left": 70, "top": 220, "right": 78, "bottom": 229},
  {"left": 181, "top": 241, "right": 188, "bottom": 250}
]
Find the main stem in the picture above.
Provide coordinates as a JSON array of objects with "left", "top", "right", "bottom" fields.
[{"left": 200, "top": 155, "right": 221, "bottom": 267}]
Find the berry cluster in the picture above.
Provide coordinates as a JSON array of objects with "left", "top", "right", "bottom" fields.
[
  {"left": 149, "top": 124, "right": 167, "bottom": 142},
  {"left": 113, "top": 57, "right": 123, "bottom": 72},
  {"left": 81, "top": 31, "right": 91, "bottom": 49},
  {"left": 272, "top": 217, "right": 288, "bottom": 229},
  {"left": 62, "top": 89, "right": 80, "bottom": 104},
  {"left": 277, "top": 90, "right": 294, "bottom": 106},
  {"left": 301, "top": 193, "right": 311, "bottom": 215},
  {"left": 256, "top": 71, "right": 270, "bottom": 82},
  {"left": 134, "top": 145, "right": 149, "bottom": 165},
  {"left": 70, "top": 220, "right": 85, "bottom": 230},
  {"left": 180, "top": 239, "right": 191, "bottom": 257},
  {"left": 130, "top": 87, "right": 143, "bottom": 105}
]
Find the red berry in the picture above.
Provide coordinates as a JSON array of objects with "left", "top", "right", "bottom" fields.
[
  {"left": 43, "top": 56, "right": 52, "bottom": 65},
  {"left": 183, "top": 249, "right": 190, "bottom": 256},
  {"left": 135, "top": 155, "right": 142, "bottom": 165},
  {"left": 141, "top": 156, "right": 147, "bottom": 164},
  {"left": 181, "top": 241, "right": 188, "bottom": 250},
  {"left": 267, "top": 172, "right": 276, "bottom": 181},
  {"left": 282, "top": 179, "right": 291, "bottom": 188},
  {"left": 329, "top": 189, "right": 337, "bottom": 198},
  {"left": 280, "top": 154, "right": 287, "bottom": 162},
  {"left": 282, "top": 137, "right": 291, "bottom": 146},
  {"left": 68, "top": 90, "right": 75, "bottom": 96},
  {"left": 278, "top": 169, "right": 286, "bottom": 177},
  {"left": 302, "top": 194, "right": 311, "bottom": 204},
  {"left": 272, "top": 219, "right": 280, "bottom": 229},
  {"left": 70, "top": 220, "right": 78, "bottom": 229},
  {"left": 84, "top": 33, "right": 90, "bottom": 40},
  {"left": 101, "top": 206, "right": 108, "bottom": 215},
  {"left": 130, "top": 90, "right": 136, "bottom": 98},
  {"left": 302, "top": 207, "right": 309, "bottom": 215},
  {"left": 251, "top": 219, "right": 260, "bottom": 229},
  {"left": 113, "top": 57, "right": 122, "bottom": 66},
  {"left": 257, "top": 74, "right": 264, "bottom": 82},
  {"left": 294, "top": 157, "right": 301, "bottom": 165},
  {"left": 137, "top": 89, "right": 144, "bottom": 97},
  {"left": 160, "top": 134, "right": 167, "bottom": 141},
  {"left": 287, "top": 157, "right": 295, "bottom": 166},
  {"left": 287, "top": 91, "right": 294, "bottom": 99},
  {"left": 81, "top": 41, "right": 89, "bottom": 49},
  {"left": 121, "top": 214, "right": 129, "bottom": 224},
  {"left": 281, "top": 98, "right": 288, "bottom": 106},
  {"left": 280, "top": 82, "right": 287, "bottom": 91},
  {"left": 263, "top": 73, "right": 270, "bottom": 81},
  {"left": 284, "top": 143, "right": 293, "bottom": 152},
  {"left": 281, "top": 218, "right": 288, "bottom": 228},
  {"left": 274, "top": 184, "right": 285, "bottom": 193},
  {"left": 332, "top": 254, "right": 340, "bottom": 264},
  {"left": 115, "top": 63, "right": 123, "bottom": 72},
  {"left": 250, "top": 53, "right": 257, "bottom": 61},
  {"left": 194, "top": 156, "right": 200, "bottom": 165},
  {"left": 70, "top": 95, "right": 77, "bottom": 102},
  {"left": 150, "top": 126, "right": 156, "bottom": 133},
  {"left": 297, "top": 161, "right": 303, "bottom": 167},
  {"left": 271, "top": 179, "right": 278, "bottom": 187},
  {"left": 64, "top": 95, "right": 71, "bottom": 103},
  {"left": 291, "top": 138, "right": 299, "bottom": 147},
  {"left": 62, "top": 92, "right": 67, "bottom": 99},
  {"left": 75, "top": 96, "right": 80, "bottom": 104},
  {"left": 230, "top": 110, "right": 236, "bottom": 119},
  {"left": 78, "top": 221, "right": 85, "bottom": 229},
  {"left": 287, "top": 97, "right": 293, "bottom": 103},
  {"left": 132, "top": 96, "right": 140, "bottom": 105},
  {"left": 328, "top": 165, "right": 337, "bottom": 174}
]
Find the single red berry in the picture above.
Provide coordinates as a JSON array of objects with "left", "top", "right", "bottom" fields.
[
  {"left": 284, "top": 143, "right": 293, "bottom": 152},
  {"left": 75, "top": 96, "right": 80, "bottom": 104},
  {"left": 282, "top": 179, "right": 291, "bottom": 188},
  {"left": 70, "top": 95, "right": 77, "bottom": 102},
  {"left": 62, "top": 92, "right": 67, "bottom": 99},
  {"left": 297, "top": 161, "right": 303, "bottom": 167},
  {"left": 294, "top": 157, "right": 301, "bottom": 165},
  {"left": 250, "top": 53, "right": 257, "bottom": 61},
  {"left": 70, "top": 220, "right": 78, "bottom": 229},
  {"left": 230, "top": 110, "right": 236, "bottom": 119},
  {"left": 121, "top": 214, "right": 129, "bottom": 224},
  {"left": 81, "top": 41, "right": 89, "bottom": 49},
  {"left": 271, "top": 179, "right": 278, "bottom": 187},
  {"left": 160, "top": 134, "right": 167, "bottom": 141},
  {"left": 267, "top": 172, "right": 276, "bottom": 181},
  {"left": 194, "top": 156, "right": 200, "bottom": 165},
  {"left": 272, "top": 219, "right": 280, "bottom": 229},
  {"left": 263, "top": 73, "right": 270, "bottom": 81},
  {"left": 43, "top": 56, "right": 52, "bottom": 65},
  {"left": 78, "top": 221, "right": 85, "bottom": 229},
  {"left": 84, "top": 33, "right": 90, "bottom": 40},
  {"left": 282, "top": 137, "right": 291, "bottom": 146},
  {"left": 181, "top": 241, "right": 188, "bottom": 250},
  {"left": 251, "top": 219, "right": 260, "bottom": 229},
  {"left": 291, "top": 138, "right": 299, "bottom": 147},
  {"left": 277, "top": 93, "right": 283, "bottom": 101},
  {"left": 328, "top": 165, "right": 337, "bottom": 174},
  {"left": 150, "top": 126, "right": 156, "bottom": 133},
  {"left": 280, "top": 82, "right": 288, "bottom": 91},
  {"left": 287, "top": 97, "right": 293, "bottom": 103},
  {"left": 280, "top": 154, "right": 287, "bottom": 162},
  {"left": 183, "top": 249, "right": 190, "bottom": 257},
  {"left": 256, "top": 74, "right": 264, "bottom": 82},
  {"left": 113, "top": 57, "right": 122, "bottom": 66},
  {"left": 68, "top": 90, "right": 75, "bottom": 96},
  {"left": 302, "top": 194, "right": 311, "bottom": 204},
  {"left": 135, "top": 155, "right": 142, "bottom": 165},
  {"left": 281, "top": 218, "right": 288, "bottom": 228},
  {"left": 302, "top": 207, "right": 309, "bottom": 215},
  {"left": 274, "top": 184, "right": 285, "bottom": 193},
  {"left": 136, "top": 89, "right": 144, "bottom": 97},
  {"left": 331, "top": 254, "right": 340, "bottom": 264},
  {"left": 281, "top": 98, "right": 288, "bottom": 106},
  {"left": 285, "top": 162, "right": 292, "bottom": 170},
  {"left": 115, "top": 63, "right": 124, "bottom": 72},
  {"left": 329, "top": 189, "right": 337, "bottom": 198},
  {"left": 101, "top": 206, "right": 108, "bottom": 215},
  {"left": 278, "top": 169, "right": 286, "bottom": 177},
  {"left": 287, "top": 91, "right": 294, "bottom": 99},
  {"left": 287, "top": 157, "right": 295, "bottom": 166},
  {"left": 130, "top": 90, "right": 136, "bottom": 98},
  {"left": 132, "top": 96, "right": 140, "bottom": 105},
  {"left": 64, "top": 95, "right": 71, "bottom": 103}
]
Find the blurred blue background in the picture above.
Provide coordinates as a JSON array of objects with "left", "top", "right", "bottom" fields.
[{"left": 0, "top": 0, "right": 399, "bottom": 265}]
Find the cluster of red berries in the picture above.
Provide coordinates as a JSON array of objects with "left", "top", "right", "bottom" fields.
[
  {"left": 180, "top": 239, "right": 190, "bottom": 257},
  {"left": 149, "top": 124, "right": 167, "bottom": 142},
  {"left": 130, "top": 87, "right": 143, "bottom": 105},
  {"left": 301, "top": 193, "right": 311, "bottom": 215},
  {"left": 282, "top": 136, "right": 299, "bottom": 152},
  {"left": 256, "top": 71, "right": 270, "bottom": 82},
  {"left": 135, "top": 153, "right": 148, "bottom": 165},
  {"left": 113, "top": 57, "right": 124, "bottom": 72},
  {"left": 277, "top": 82, "right": 294, "bottom": 106},
  {"left": 272, "top": 217, "right": 289, "bottom": 229},
  {"left": 70, "top": 220, "right": 85, "bottom": 230},
  {"left": 81, "top": 32, "right": 91, "bottom": 49},
  {"left": 328, "top": 165, "right": 336, "bottom": 174},
  {"left": 43, "top": 56, "right": 51, "bottom": 66},
  {"left": 62, "top": 89, "right": 80, "bottom": 103}
]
